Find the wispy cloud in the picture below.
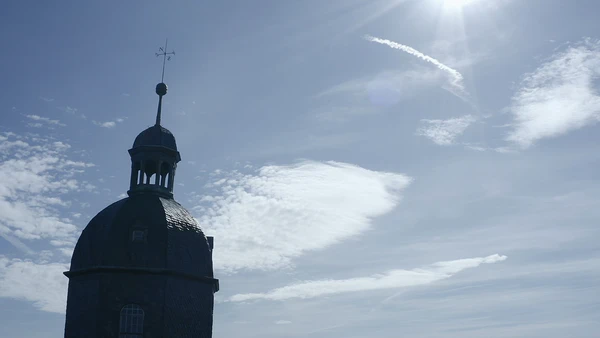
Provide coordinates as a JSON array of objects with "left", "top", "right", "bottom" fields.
[
  {"left": 416, "top": 115, "right": 476, "bottom": 145},
  {"left": 317, "top": 69, "right": 442, "bottom": 100},
  {"left": 314, "top": 69, "right": 444, "bottom": 121},
  {"left": 0, "top": 232, "right": 34, "bottom": 255},
  {"left": 0, "top": 132, "right": 93, "bottom": 251},
  {"left": 507, "top": 38, "right": 600, "bottom": 148},
  {"left": 25, "top": 114, "right": 66, "bottom": 128},
  {"left": 229, "top": 254, "right": 506, "bottom": 302},
  {"left": 364, "top": 35, "right": 466, "bottom": 95},
  {"left": 58, "top": 106, "right": 78, "bottom": 115},
  {"left": 193, "top": 161, "right": 412, "bottom": 272},
  {"left": 58, "top": 106, "right": 86, "bottom": 119},
  {"left": 39, "top": 97, "right": 54, "bottom": 102},
  {"left": 0, "top": 129, "right": 97, "bottom": 313},
  {"left": 92, "top": 118, "right": 124, "bottom": 128},
  {"left": 94, "top": 121, "right": 116, "bottom": 128},
  {"left": 0, "top": 257, "right": 68, "bottom": 313}
]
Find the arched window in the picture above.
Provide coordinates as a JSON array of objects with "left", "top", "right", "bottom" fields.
[
  {"left": 119, "top": 304, "right": 144, "bottom": 338},
  {"left": 160, "top": 162, "right": 171, "bottom": 188}
]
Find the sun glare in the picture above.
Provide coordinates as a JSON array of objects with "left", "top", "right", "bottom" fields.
[{"left": 443, "top": 0, "right": 478, "bottom": 9}]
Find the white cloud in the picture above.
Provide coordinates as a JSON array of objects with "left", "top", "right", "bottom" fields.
[
  {"left": 275, "top": 320, "right": 292, "bottom": 325},
  {"left": 229, "top": 254, "right": 506, "bottom": 302},
  {"left": 194, "top": 161, "right": 412, "bottom": 272},
  {"left": 93, "top": 121, "right": 116, "bottom": 128},
  {"left": 0, "top": 257, "right": 68, "bottom": 313},
  {"left": 416, "top": 115, "right": 476, "bottom": 145},
  {"left": 93, "top": 118, "right": 125, "bottom": 128},
  {"left": 0, "top": 133, "right": 92, "bottom": 250},
  {"left": 365, "top": 35, "right": 466, "bottom": 95},
  {"left": 37, "top": 250, "right": 54, "bottom": 263},
  {"left": 0, "top": 130, "right": 95, "bottom": 313},
  {"left": 81, "top": 182, "right": 96, "bottom": 192},
  {"left": 59, "top": 247, "right": 73, "bottom": 257},
  {"left": 507, "top": 38, "right": 600, "bottom": 148},
  {"left": 25, "top": 114, "right": 66, "bottom": 127}
]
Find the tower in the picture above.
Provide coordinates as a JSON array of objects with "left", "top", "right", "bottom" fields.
[{"left": 64, "top": 81, "right": 219, "bottom": 338}]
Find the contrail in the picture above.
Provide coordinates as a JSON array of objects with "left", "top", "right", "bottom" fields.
[
  {"left": 364, "top": 35, "right": 465, "bottom": 91},
  {"left": 0, "top": 231, "right": 34, "bottom": 255}
]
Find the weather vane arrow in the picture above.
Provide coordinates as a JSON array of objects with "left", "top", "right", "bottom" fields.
[{"left": 156, "top": 38, "right": 175, "bottom": 83}]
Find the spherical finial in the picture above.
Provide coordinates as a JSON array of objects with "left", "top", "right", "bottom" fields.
[{"left": 156, "top": 82, "right": 168, "bottom": 96}]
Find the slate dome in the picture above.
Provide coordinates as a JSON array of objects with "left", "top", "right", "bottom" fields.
[
  {"left": 69, "top": 194, "right": 214, "bottom": 279},
  {"left": 132, "top": 124, "right": 178, "bottom": 151}
]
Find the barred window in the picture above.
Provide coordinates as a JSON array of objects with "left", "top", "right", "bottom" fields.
[
  {"left": 132, "top": 230, "right": 145, "bottom": 242},
  {"left": 119, "top": 304, "right": 144, "bottom": 338}
]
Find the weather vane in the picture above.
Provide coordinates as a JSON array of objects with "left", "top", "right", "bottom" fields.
[
  {"left": 156, "top": 39, "right": 175, "bottom": 83},
  {"left": 154, "top": 39, "right": 175, "bottom": 126}
]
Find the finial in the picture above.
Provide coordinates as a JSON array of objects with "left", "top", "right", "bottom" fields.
[{"left": 154, "top": 39, "right": 175, "bottom": 126}]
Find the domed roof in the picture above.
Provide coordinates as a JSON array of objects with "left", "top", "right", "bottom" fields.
[
  {"left": 132, "top": 124, "right": 178, "bottom": 151},
  {"left": 69, "top": 194, "right": 213, "bottom": 278}
]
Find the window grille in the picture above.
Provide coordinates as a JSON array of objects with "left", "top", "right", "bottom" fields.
[{"left": 119, "top": 304, "right": 144, "bottom": 338}]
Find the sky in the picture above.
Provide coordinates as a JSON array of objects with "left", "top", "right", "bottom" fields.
[{"left": 1, "top": 0, "right": 599, "bottom": 337}]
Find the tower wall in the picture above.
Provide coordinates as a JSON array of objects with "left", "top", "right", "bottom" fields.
[
  {"left": 165, "top": 278, "right": 215, "bottom": 338},
  {"left": 64, "top": 273, "right": 214, "bottom": 337},
  {"left": 64, "top": 276, "right": 100, "bottom": 338},
  {"left": 97, "top": 273, "right": 166, "bottom": 337}
]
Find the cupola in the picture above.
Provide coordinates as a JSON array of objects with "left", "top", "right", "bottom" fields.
[{"left": 127, "top": 82, "right": 181, "bottom": 199}]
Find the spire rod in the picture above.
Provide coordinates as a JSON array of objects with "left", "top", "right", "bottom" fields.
[
  {"left": 155, "top": 90, "right": 165, "bottom": 125},
  {"left": 154, "top": 40, "right": 175, "bottom": 126}
]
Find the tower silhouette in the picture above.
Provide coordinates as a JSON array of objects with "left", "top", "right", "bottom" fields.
[{"left": 64, "top": 52, "right": 218, "bottom": 337}]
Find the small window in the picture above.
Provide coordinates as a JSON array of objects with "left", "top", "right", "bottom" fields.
[
  {"left": 119, "top": 304, "right": 144, "bottom": 338},
  {"left": 132, "top": 230, "right": 145, "bottom": 242}
]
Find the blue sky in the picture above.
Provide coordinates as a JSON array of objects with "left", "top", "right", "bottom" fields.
[{"left": 1, "top": 0, "right": 600, "bottom": 336}]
